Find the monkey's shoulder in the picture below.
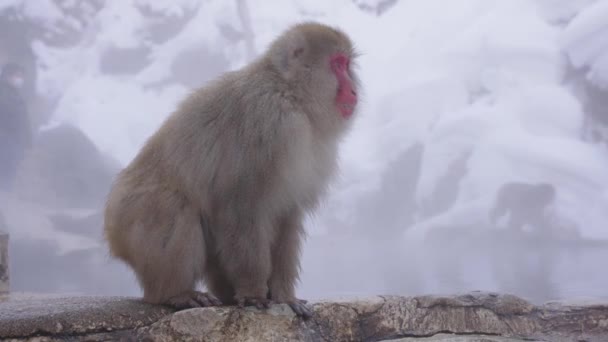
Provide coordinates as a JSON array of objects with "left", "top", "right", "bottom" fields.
[{"left": 177, "top": 69, "right": 294, "bottom": 125}]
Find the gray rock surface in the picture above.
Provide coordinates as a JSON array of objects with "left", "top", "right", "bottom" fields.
[
  {"left": 0, "top": 295, "right": 172, "bottom": 340},
  {"left": 0, "top": 291, "right": 607, "bottom": 341},
  {"left": 386, "top": 336, "right": 538, "bottom": 341}
]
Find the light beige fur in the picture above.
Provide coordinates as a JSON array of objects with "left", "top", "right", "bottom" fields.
[{"left": 104, "top": 22, "right": 359, "bottom": 317}]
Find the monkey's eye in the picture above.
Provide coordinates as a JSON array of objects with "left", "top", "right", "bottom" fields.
[{"left": 330, "top": 54, "right": 349, "bottom": 72}]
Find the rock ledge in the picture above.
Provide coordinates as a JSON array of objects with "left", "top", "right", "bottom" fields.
[{"left": 1, "top": 291, "right": 607, "bottom": 341}]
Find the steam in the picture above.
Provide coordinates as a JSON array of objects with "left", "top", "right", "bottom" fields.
[{"left": 0, "top": 0, "right": 607, "bottom": 303}]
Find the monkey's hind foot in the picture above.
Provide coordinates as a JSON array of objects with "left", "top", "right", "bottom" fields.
[
  {"left": 286, "top": 299, "right": 313, "bottom": 319},
  {"left": 165, "top": 291, "right": 222, "bottom": 310},
  {"left": 236, "top": 296, "right": 272, "bottom": 310},
  {"left": 269, "top": 297, "right": 312, "bottom": 319}
]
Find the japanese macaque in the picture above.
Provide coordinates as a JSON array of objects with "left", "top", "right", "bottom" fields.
[
  {"left": 489, "top": 182, "right": 556, "bottom": 232},
  {"left": 104, "top": 22, "right": 359, "bottom": 318}
]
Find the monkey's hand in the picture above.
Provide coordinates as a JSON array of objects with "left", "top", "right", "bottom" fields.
[
  {"left": 166, "top": 291, "right": 222, "bottom": 310},
  {"left": 236, "top": 296, "right": 272, "bottom": 310}
]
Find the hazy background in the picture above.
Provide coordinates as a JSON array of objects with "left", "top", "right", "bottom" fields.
[{"left": 1, "top": 0, "right": 607, "bottom": 304}]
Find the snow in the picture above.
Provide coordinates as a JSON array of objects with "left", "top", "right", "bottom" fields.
[
  {"left": 4, "top": 0, "right": 608, "bottom": 264},
  {"left": 0, "top": 192, "right": 98, "bottom": 255},
  {"left": 562, "top": 0, "right": 608, "bottom": 89}
]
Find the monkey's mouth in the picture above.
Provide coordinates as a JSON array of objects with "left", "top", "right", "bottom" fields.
[
  {"left": 338, "top": 103, "right": 356, "bottom": 117},
  {"left": 336, "top": 84, "right": 357, "bottom": 118}
]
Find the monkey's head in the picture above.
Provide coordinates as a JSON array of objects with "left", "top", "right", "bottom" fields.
[{"left": 267, "top": 22, "right": 360, "bottom": 132}]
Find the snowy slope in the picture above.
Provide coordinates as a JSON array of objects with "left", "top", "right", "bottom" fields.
[
  {"left": 5, "top": 0, "right": 608, "bottom": 242},
  {"left": 562, "top": 0, "right": 608, "bottom": 89}
]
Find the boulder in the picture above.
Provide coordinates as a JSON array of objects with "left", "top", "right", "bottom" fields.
[{"left": 1, "top": 291, "right": 607, "bottom": 341}]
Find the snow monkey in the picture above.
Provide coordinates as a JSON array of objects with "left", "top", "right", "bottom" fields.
[
  {"left": 104, "top": 22, "right": 360, "bottom": 318},
  {"left": 489, "top": 182, "right": 556, "bottom": 232}
]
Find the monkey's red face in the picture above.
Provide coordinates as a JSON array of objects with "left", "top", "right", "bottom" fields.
[{"left": 330, "top": 53, "right": 357, "bottom": 119}]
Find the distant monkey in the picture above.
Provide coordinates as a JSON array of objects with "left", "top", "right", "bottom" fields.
[
  {"left": 489, "top": 182, "right": 556, "bottom": 232},
  {"left": 104, "top": 22, "right": 359, "bottom": 318}
]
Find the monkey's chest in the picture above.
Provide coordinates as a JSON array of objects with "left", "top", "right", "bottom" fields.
[{"left": 277, "top": 139, "right": 336, "bottom": 211}]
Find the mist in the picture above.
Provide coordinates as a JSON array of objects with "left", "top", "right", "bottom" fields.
[{"left": 0, "top": 0, "right": 607, "bottom": 305}]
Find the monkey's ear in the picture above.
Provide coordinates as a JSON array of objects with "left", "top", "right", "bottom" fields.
[{"left": 271, "top": 32, "right": 307, "bottom": 77}]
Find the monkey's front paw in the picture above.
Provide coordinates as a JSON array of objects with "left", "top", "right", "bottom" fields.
[
  {"left": 236, "top": 296, "right": 272, "bottom": 310},
  {"left": 166, "top": 291, "right": 223, "bottom": 310}
]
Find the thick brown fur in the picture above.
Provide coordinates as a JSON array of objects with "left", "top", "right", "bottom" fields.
[{"left": 104, "top": 22, "right": 359, "bottom": 318}]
